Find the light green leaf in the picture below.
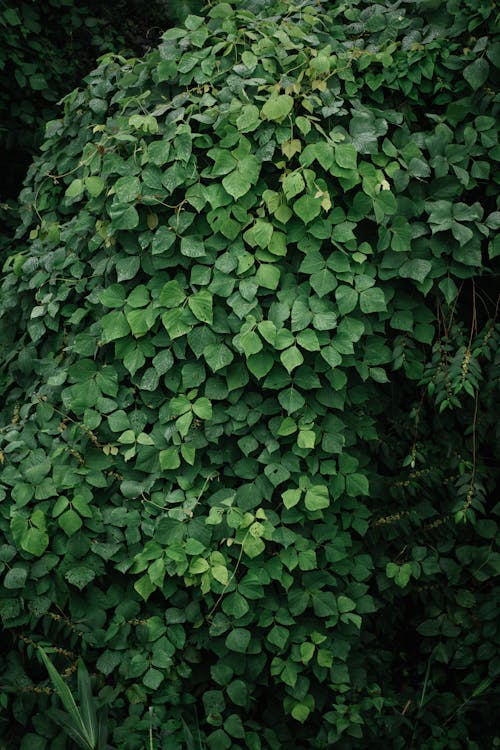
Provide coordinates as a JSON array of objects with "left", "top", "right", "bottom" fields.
[
  {"left": 159, "top": 447, "right": 181, "bottom": 470},
  {"left": 297, "top": 430, "right": 315, "bottom": 449},
  {"left": 334, "top": 143, "right": 357, "bottom": 170},
  {"left": 291, "top": 703, "right": 311, "bottom": 723},
  {"left": 114, "top": 176, "right": 140, "bottom": 203},
  {"left": 85, "top": 176, "right": 105, "bottom": 197},
  {"left": 65, "top": 179, "right": 84, "bottom": 198},
  {"left": 280, "top": 346, "right": 304, "bottom": 372},
  {"left": 181, "top": 236, "right": 205, "bottom": 257},
  {"left": 282, "top": 172, "right": 305, "bottom": 200},
  {"left": 193, "top": 397, "right": 212, "bottom": 420},
  {"left": 101, "top": 310, "right": 130, "bottom": 342},
  {"left": 282, "top": 488, "right": 301, "bottom": 509},
  {"left": 261, "top": 94, "right": 294, "bottom": 122},
  {"left": 256, "top": 264, "right": 280, "bottom": 290},
  {"left": 236, "top": 104, "right": 260, "bottom": 132},
  {"left": 304, "top": 485, "right": 329, "bottom": 511},
  {"left": 159, "top": 280, "right": 186, "bottom": 308},
  {"left": 222, "top": 171, "right": 251, "bottom": 200},
  {"left": 293, "top": 194, "right": 322, "bottom": 224},
  {"left": 239, "top": 330, "right": 263, "bottom": 357}
]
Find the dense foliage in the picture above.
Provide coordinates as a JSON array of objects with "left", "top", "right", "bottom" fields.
[
  {"left": 0, "top": 0, "right": 200, "bottom": 244},
  {"left": 0, "top": 0, "right": 202, "bottom": 156},
  {"left": 1, "top": 1, "right": 499, "bottom": 748}
]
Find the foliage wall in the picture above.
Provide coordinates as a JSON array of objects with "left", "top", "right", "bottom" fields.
[
  {"left": 1, "top": 0, "right": 499, "bottom": 748},
  {"left": 0, "top": 0, "right": 200, "bottom": 244}
]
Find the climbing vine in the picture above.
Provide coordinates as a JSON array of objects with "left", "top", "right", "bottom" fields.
[{"left": 0, "top": 1, "right": 499, "bottom": 748}]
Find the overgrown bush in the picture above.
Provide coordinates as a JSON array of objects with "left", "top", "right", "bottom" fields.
[{"left": 0, "top": 1, "right": 499, "bottom": 748}]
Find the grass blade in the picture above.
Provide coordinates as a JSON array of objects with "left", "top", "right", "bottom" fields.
[
  {"left": 38, "top": 646, "right": 94, "bottom": 749},
  {"left": 97, "top": 707, "right": 109, "bottom": 750},
  {"left": 77, "top": 657, "right": 97, "bottom": 746},
  {"left": 46, "top": 708, "right": 95, "bottom": 750},
  {"left": 181, "top": 718, "right": 195, "bottom": 750}
]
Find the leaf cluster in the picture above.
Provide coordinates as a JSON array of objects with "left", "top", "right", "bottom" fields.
[{"left": 0, "top": 1, "right": 499, "bottom": 748}]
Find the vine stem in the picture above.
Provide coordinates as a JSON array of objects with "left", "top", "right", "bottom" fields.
[{"left": 205, "top": 529, "right": 250, "bottom": 622}]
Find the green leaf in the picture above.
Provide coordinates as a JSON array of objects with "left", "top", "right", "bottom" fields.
[
  {"left": 236, "top": 104, "right": 260, "bottom": 132},
  {"left": 4, "top": 567, "right": 27, "bottom": 588},
  {"left": 222, "top": 172, "right": 249, "bottom": 201},
  {"left": 334, "top": 143, "right": 357, "bottom": 170},
  {"left": 248, "top": 220, "right": 273, "bottom": 249},
  {"left": 225, "top": 629, "right": 251, "bottom": 653},
  {"left": 114, "top": 176, "right": 140, "bottom": 203},
  {"left": 126, "top": 308, "right": 153, "bottom": 338},
  {"left": 127, "top": 285, "right": 150, "bottom": 308},
  {"left": 297, "top": 430, "right": 315, "bottom": 449},
  {"left": 77, "top": 659, "right": 97, "bottom": 748},
  {"left": 296, "top": 329, "right": 320, "bottom": 351},
  {"left": 20, "top": 527, "right": 49, "bottom": 557},
  {"left": 399, "top": 259, "right": 432, "bottom": 284},
  {"left": 304, "top": 485, "right": 329, "bottom": 511},
  {"left": 256, "top": 264, "right": 280, "bottom": 290},
  {"left": 181, "top": 236, "right": 206, "bottom": 257},
  {"left": 336, "top": 286, "right": 358, "bottom": 315},
  {"left": 345, "top": 473, "right": 369, "bottom": 497},
  {"left": 261, "top": 94, "right": 294, "bottom": 121},
  {"left": 310, "top": 268, "right": 337, "bottom": 297},
  {"left": 193, "top": 397, "right": 212, "bottom": 420},
  {"left": 293, "top": 194, "right": 322, "bottom": 224},
  {"left": 312, "top": 311, "right": 337, "bottom": 330},
  {"left": 390, "top": 216, "right": 412, "bottom": 252},
  {"left": 134, "top": 574, "right": 156, "bottom": 602},
  {"left": 278, "top": 387, "right": 305, "bottom": 414},
  {"left": 65, "top": 179, "right": 84, "bottom": 199},
  {"left": 109, "top": 203, "right": 139, "bottom": 230},
  {"left": 282, "top": 172, "right": 305, "bottom": 200},
  {"left": 159, "top": 447, "right": 181, "bottom": 470},
  {"left": 280, "top": 346, "right": 304, "bottom": 372},
  {"left": 226, "top": 680, "right": 249, "bottom": 707},
  {"left": 85, "top": 176, "right": 105, "bottom": 197},
  {"left": 373, "top": 190, "right": 397, "bottom": 220},
  {"left": 101, "top": 310, "right": 130, "bottom": 342},
  {"left": 204, "top": 343, "right": 234, "bottom": 372},
  {"left": 291, "top": 703, "right": 311, "bottom": 723},
  {"left": 247, "top": 351, "right": 274, "bottom": 379},
  {"left": 188, "top": 290, "right": 213, "bottom": 324},
  {"left": 162, "top": 309, "right": 192, "bottom": 340},
  {"left": 463, "top": 58, "right": 489, "bottom": 90},
  {"left": 359, "top": 287, "right": 386, "bottom": 313},
  {"left": 282, "top": 488, "right": 301, "bottom": 509},
  {"left": 143, "top": 668, "right": 164, "bottom": 690},
  {"left": 59, "top": 509, "right": 83, "bottom": 536},
  {"left": 321, "top": 346, "right": 342, "bottom": 368},
  {"left": 159, "top": 280, "right": 186, "bottom": 308}
]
